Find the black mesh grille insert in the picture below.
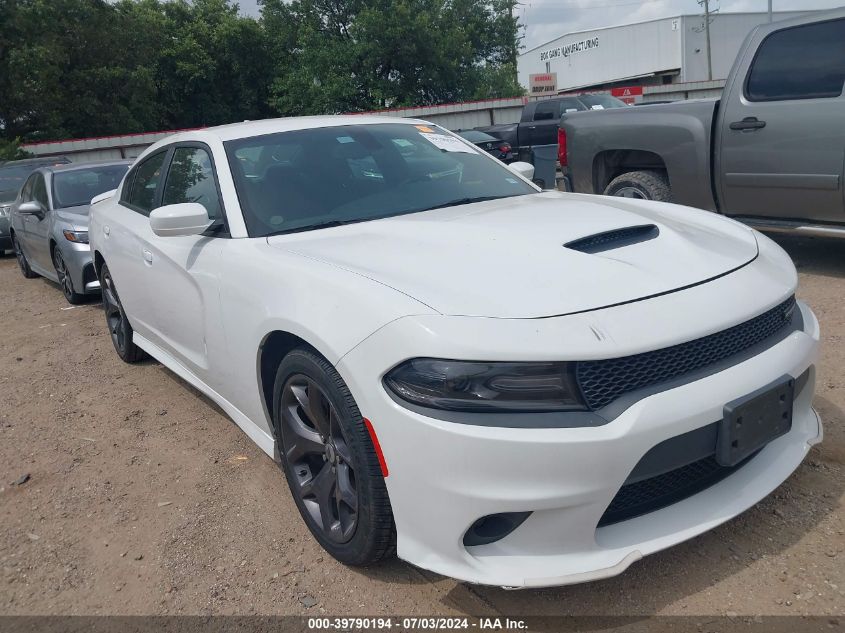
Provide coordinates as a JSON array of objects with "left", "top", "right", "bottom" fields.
[
  {"left": 598, "top": 453, "right": 752, "bottom": 527},
  {"left": 576, "top": 296, "right": 797, "bottom": 410}
]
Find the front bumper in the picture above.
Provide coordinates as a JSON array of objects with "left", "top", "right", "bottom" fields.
[
  {"left": 337, "top": 242, "right": 820, "bottom": 588},
  {"left": 57, "top": 241, "right": 99, "bottom": 294}
]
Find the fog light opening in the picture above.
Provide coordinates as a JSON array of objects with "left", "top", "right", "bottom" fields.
[{"left": 462, "top": 511, "right": 531, "bottom": 547}]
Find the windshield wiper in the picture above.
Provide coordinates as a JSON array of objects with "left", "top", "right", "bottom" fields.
[
  {"left": 420, "top": 195, "right": 509, "bottom": 212},
  {"left": 266, "top": 218, "right": 360, "bottom": 237}
]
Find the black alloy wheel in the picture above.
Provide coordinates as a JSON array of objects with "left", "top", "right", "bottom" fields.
[
  {"left": 53, "top": 248, "right": 85, "bottom": 304},
  {"left": 13, "top": 234, "right": 37, "bottom": 279},
  {"left": 281, "top": 375, "right": 359, "bottom": 543},
  {"left": 273, "top": 349, "right": 395, "bottom": 565},
  {"left": 100, "top": 263, "right": 146, "bottom": 363}
]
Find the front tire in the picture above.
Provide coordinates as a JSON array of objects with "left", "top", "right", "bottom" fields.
[
  {"left": 604, "top": 170, "right": 672, "bottom": 202},
  {"left": 100, "top": 263, "right": 147, "bottom": 363},
  {"left": 53, "top": 247, "right": 86, "bottom": 304},
  {"left": 273, "top": 348, "right": 395, "bottom": 566},
  {"left": 12, "top": 234, "right": 38, "bottom": 279}
]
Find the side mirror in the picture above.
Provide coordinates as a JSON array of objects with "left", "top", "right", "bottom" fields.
[
  {"left": 149, "top": 203, "right": 212, "bottom": 237},
  {"left": 508, "top": 161, "right": 535, "bottom": 181},
  {"left": 18, "top": 201, "right": 44, "bottom": 216}
]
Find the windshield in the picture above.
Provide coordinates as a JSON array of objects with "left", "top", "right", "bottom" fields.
[
  {"left": 52, "top": 164, "right": 129, "bottom": 209},
  {"left": 225, "top": 123, "right": 536, "bottom": 237},
  {"left": 578, "top": 94, "right": 629, "bottom": 110}
]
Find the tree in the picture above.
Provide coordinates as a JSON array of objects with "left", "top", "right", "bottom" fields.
[
  {"left": 155, "top": 0, "right": 274, "bottom": 129},
  {"left": 0, "top": 0, "right": 162, "bottom": 140},
  {"left": 263, "top": 0, "right": 523, "bottom": 114},
  {"left": 0, "top": 138, "right": 31, "bottom": 161},
  {"left": 0, "top": 0, "right": 523, "bottom": 142}
]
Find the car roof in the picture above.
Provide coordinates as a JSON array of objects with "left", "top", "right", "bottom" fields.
[
  {"left": 0, "top": 156, "right": 71, "bottom": 169},
  {"left": 171, "top": 115, "right": 432, "bottom": 145},
  {"left": 42, "top": 160, "right": 132, "bottom": 174}
]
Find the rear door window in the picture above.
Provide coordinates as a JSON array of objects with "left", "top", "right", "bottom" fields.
[
  {"left": 20, "top": 174, "right": 37, "bottom": 201},
  {"left": 32, "top": 174, "right": 49, "bottom": 209},
  {"left": 126, "top": 152, "right": 168, "bottom": 216},
  {"left": 532, "top": 100, "right": 560, "bottom": 121},
  {"left": 746, "top": 18, "right": 845, "bottom": 101}
]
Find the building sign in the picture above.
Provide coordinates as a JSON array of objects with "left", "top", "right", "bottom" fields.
[
  {"left": 610, "top": 85, "right": 643, "bottom": 105},
  {"left": 539, "top": 37, "right": 599, "bottom": 62},
  {"left": 529, "top": 73, "right": 558, "bottom": 95}
]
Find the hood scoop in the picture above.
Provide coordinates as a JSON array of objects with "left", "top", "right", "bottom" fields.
[{"left": 565, "top": 224, "right": 659, "bottom": 254}]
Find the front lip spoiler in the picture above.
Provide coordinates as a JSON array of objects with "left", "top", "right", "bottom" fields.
[{"left": 499, "top": 550, "right": 643, "bottom": 590}]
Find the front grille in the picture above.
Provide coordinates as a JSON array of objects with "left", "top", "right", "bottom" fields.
[
  {"left": 598, "top": 453, "right": 752, "bottom": 527},
  {"left": 576, "top": 296, "right": 797, "bottom": 410}
]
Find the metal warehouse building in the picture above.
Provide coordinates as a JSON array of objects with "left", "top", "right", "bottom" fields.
[{"left": 518, "top": 10, "right": 812, "bottom": 98}]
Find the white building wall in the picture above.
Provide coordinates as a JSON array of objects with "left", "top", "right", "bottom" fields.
[
  {"left": 518, "top": 18, "right": 682, "bottom": 92},
  {"left": 518, "top": 11, "right": 816, "bottom": 93}
]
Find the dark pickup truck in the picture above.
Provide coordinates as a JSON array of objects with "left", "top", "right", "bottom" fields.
[
  {"left": 559, "top": 9, "right": 845, "bottom": 238},
  {"left": 477, "top": 93, "right": 628, "bottom": 162}
]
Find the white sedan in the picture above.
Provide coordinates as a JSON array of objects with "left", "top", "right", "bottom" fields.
[{"left": 89, "top": 116, "right": 821, "bottom": 588}]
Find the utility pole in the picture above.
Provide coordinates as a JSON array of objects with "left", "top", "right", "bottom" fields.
[
  {"left": 768, "top": 0, "right": 773, "bottom": 22},
  {"left": 699, "top": 0, "right": 714, "bottom": 81}
]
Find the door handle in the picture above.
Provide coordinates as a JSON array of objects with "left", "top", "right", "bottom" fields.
[
  {"left": 143, "top": 249, "right": 153, "bottom": 264},
  {"left": 103, "top": 225, "right": 110, "bottom": 236},
  {"left": 729, "top": 117, "right": 766, "bottom": 131}
]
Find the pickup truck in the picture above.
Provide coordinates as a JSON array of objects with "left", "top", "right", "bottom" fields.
[
  {"left": 477, "top": 93, "right": 628, "bottom": 162},
  {"left": 559, "top": 9, "right": 845, "bottom": 237}
]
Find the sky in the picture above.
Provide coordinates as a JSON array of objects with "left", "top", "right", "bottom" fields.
[{"left": 235, "top": 0, "right": 845, "bottom": 50}]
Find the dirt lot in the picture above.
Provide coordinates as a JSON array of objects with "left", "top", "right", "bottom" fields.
[{"left": 0, "top": 234, "right": 843, "bottom": 618}]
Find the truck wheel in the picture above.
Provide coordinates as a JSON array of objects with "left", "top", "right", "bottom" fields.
[{"left": 604, "top": 170, "right": 672, "bottom": 202}]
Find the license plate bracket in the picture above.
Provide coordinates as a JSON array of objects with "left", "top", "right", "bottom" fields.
[{"left": 717, "top": 375, "right": 795, "bottom": 467}]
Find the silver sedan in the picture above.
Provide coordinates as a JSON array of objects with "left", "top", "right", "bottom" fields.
[{"left": 10, "top": 161, "right": 130, "bottom": 304}]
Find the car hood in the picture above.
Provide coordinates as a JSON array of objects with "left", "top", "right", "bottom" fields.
[
  {"left": 54, "top": 205, "right": 90, "bottom": 231},
  {"left": 267, "top": 192, "right": 758, "bottom": 319}
]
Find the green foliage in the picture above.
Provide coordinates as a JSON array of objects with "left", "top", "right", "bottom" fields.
[
  {"left": 0, "top": 137, "right": 31, "bottom": 161},
  {"left": 0, "top": 0, "right": 523, "bottom": 142},
  {"left": 264, "top": 0, "right": 524, "bottom": 113}
]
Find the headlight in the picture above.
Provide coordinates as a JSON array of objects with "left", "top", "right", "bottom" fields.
[
  {"left": 63, "top": 230, "right": 88, "bottom": 244},
  {"left": 0, "top": 205, "right": 11, "bottom": 218},
  {"left": 384, "top": 358, "right": 587, "bottom": 412}
]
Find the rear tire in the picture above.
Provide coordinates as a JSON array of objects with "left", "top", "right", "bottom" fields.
[
  {"left": 99, "top": 263, "right": 147, "bottom": 363},
  {"left": 12, "top": 234, "right": 38, "bottom": 279},
  {"left": 273, "top": 348, "right": 395, "bottom": 566},
  {"left": 604, "top": 170, "right": 672, "bottom": 202}
]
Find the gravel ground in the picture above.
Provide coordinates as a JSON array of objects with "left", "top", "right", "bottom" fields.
[{"left": 0, "top": 234, "right": 843, "bottom": 617}]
